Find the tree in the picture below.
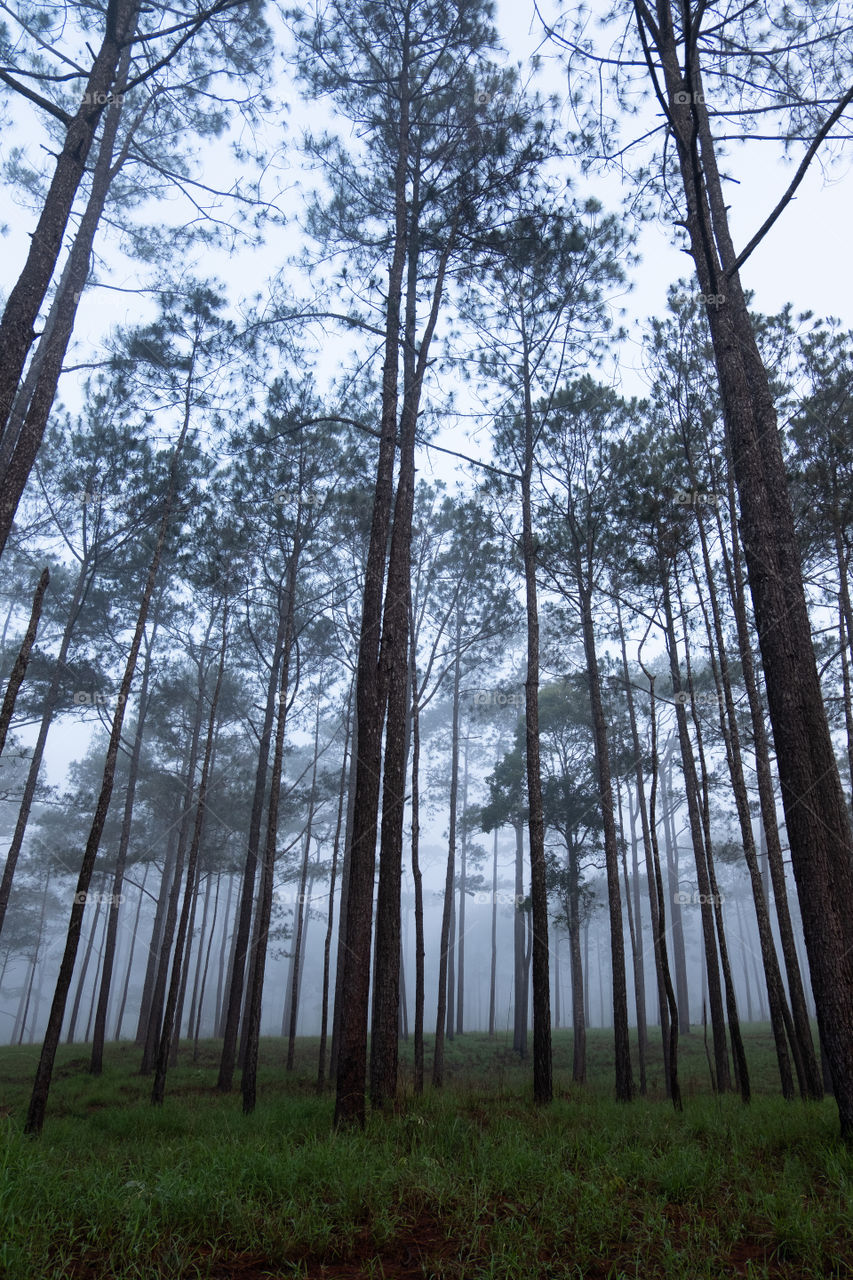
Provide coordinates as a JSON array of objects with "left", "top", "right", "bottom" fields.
[{"left": 543, "top": 0, "right": 853, "bottom": 1141}]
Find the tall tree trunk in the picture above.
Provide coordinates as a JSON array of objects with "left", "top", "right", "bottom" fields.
[
  {"left": 369, "top": 187, "right": 452, "bottom": 1109},
  {"left": 456, "top": 738, "right": 469, "bottom": 1036},
  {"left": 568, "top": 835, "right": 586, "bottom": 1083},
  {"left": 641, "top": 673, "right": 682, "bottom": 1111},
  {"left": 520, "top": 333, "right": 552, "bottom": 1105},
  {"left": 214, "top": 873, "right": 235, "bottom": 1039},
  {"left": 193, "top": 871, "right": 221, "bottom": 1060},
  {"left": 287, "top": 682, "right": 322, "bottom": 1071},
  {"left": 318, "top": 689, "right": 352, "bottom": 1091},
  {"left": 513, "top": 822, "right": 527, "bottom": 1058},
  {"left": 446, "top": 873, "right": 456, "bottom": 1042},
  {"left": 616, "top": 771, "right": 646, "bottom": 1094},
  {"left": 488, "top": 827, "right": 498, "bottom": 1039},
  {"left": 432, "top": 638, "right": 461, "bottom": 1089},
  {"left": 333, "top": 33, "right": 411, "bottom": 1132},
  {"left": 408, "top": 604, "right": 425, "bottom": 1093}
]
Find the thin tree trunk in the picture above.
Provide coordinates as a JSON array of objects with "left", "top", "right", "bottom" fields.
[
  {"left": 242, "top": 528, "right": 300, "bottom": 1115},
  {"left": 575, "top": 571, "right": 631, "bottom": 1100},
  {"left": 217, "top": 602, "right": 287, "bottom": 1091},
  {"left": 318, "top": 688, "right": 352, "bottom": 1090},
  {"left": 520, "top": 336, "right": 552, "bottom": 1104},
  {"left": 432, "top": 638, "right": 460, "bottom": 1089},
  {"left": 287, "top": 683, "right": 323, "bottom": 1070},
  {"left": 616, "top": 597, "right": 674, "bottom": 1091},
  {"left": 114, "top": 861, "right": 149, "bottom": 1040},
  {"left": 193, "top": 871, "right": 221, "bottom": 1061},
  {"left": 408, "top": 602, "right": 425, "bottom": 1092},
  {"left": 488, "top": 827, "right": 498, "bottom": 1039},
  {"left": 66, "top": 883, "right": 104, "bottom": 1044},
  {"left": 0, "top": 567, "right": 49, "bottom": 759},
  {"left": 456, "top": 738, "right": 469, "bottom": 1036},
  {"left": 91, "top": 612, "right": 158, "bottom": 1074},
  {"left": 135, "top": 830, "right": 178, "bottom": 1046}
]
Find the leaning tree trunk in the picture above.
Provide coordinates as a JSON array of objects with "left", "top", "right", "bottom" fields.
[
  {"left": 24, "top": 406, "right": 190, "bottom": 1136},
  {"left": 0, "top": 0, "right": 138, "bottom": 455},
  {"left": 0, "top": 28, "right": 136, "bottom": 558},
  {"left": 0, "top": 557, "right": 90, "bottom": 941},
  {"left": 0, "top": 567, "right": 49, "bottom": 759}
]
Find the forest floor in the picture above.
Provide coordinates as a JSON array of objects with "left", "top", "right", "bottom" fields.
[{"left": 1, "top": 1026, "right": 851, "bottom": 1279}]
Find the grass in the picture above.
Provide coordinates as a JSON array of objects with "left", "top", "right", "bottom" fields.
[{"left": 0, "top": 1026, "right": 851, "bottom": 1278}]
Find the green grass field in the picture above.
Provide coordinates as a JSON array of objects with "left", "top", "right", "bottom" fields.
[{"left": 1, "top": 1026, "right": 851, "bottom": 1279}]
